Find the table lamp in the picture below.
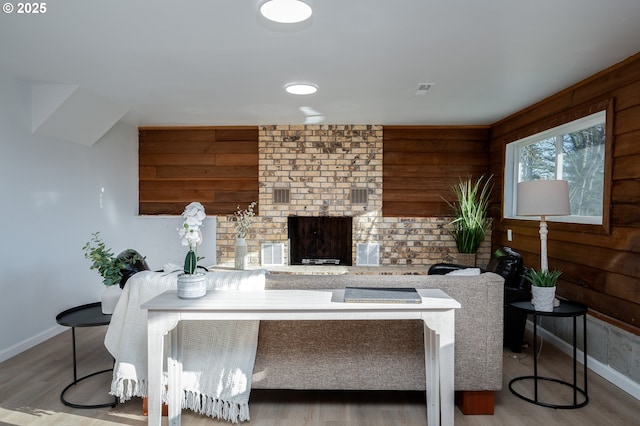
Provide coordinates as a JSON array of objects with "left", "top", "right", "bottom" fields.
[{"left": 517, "top": 180, "right": 570, "bottom": 271}]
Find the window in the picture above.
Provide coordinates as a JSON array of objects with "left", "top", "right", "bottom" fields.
[{"left": 505, "top": 111, "right": 606, "bottom": 225}]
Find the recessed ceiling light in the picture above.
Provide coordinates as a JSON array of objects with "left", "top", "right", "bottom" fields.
[
  {"left": 260, "top": 0, "right": 313, "bottom": 24},
  {"left": 285, "top": 83, "right": 318, "bottom": 95}
]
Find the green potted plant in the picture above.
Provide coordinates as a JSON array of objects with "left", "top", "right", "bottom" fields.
[
  {"left": 176, "top": 201, "right": 207, "bottom": 299},
  {"left": 83, "top": 232, "right": 147, "bottom": 313},
  {"left": 445, "top": 175, "right": 493, "bottom": 262},
  {"left": 526, "top": 268, "right": 561, "bottom": 312}
]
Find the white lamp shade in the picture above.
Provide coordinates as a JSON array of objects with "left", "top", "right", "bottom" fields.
[{"left": 517, "top": 180, "right": 571, "bottom": 217}]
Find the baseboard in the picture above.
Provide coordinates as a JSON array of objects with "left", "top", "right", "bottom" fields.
[
  {"left": 526, "top": 321, "right": 640, "bottom": 400},
  {"left": 0, "top": 324, "right": 65, "bottom": 363}
]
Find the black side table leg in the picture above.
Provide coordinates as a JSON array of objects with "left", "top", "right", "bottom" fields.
[
  {"left": 71, "top": 327, "right": 77, "bottom": 382},
  {"left": 60, "top": 326, "right": 117, "bottom": 409},
  {"left": 583, "top": 313, "right": 588, "bottom": 401},
  {"left": 533, "top": 312, "right": 538, "bottom": 402},
  {"left": 572, "top": 315, "right": 577, "bottom": 406}
]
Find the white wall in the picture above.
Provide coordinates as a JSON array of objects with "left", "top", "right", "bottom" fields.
[
  {"left": 133, "top": 216, "right": 217, "bottom": 271},
  {"left": 0, "top": 73, "right": 139, "bottom": 361}
]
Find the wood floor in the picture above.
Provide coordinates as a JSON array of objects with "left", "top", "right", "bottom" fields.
[{"left": 1, "top": 326, "right": 638, "bottom": 425}]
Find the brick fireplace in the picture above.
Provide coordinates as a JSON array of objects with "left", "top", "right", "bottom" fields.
[{"left": 215, "top": 124, "right": 490, "bottom": 268}]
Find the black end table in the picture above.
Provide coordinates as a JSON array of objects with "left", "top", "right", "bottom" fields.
[
  {"left": 56, "top": 302, "right": 117, "bottom": 409},
  {"left": 508, "top": 300, "right": 588, "bottom": 409}
]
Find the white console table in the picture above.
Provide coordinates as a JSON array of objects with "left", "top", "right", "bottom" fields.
[{"left": 143, "top": 288, "right": 460, "bottom": 426}]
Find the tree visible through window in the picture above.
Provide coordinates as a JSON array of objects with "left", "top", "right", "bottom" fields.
[{"left": 505, "top": 110, "right": 606, "bottom": 224}]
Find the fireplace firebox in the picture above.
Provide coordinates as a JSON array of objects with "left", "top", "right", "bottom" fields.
[{"left": 288, "top": 216, "right": 352, "bottom": 266}]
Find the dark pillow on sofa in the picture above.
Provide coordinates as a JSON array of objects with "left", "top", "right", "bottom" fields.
[
  {"left": 486, "top": 247, "right": 522, "bottom": 286},
  {"left": 427, "top": 263, "right": 474, "bottom": 275},
  {"left": 428, "top": 246, "right": 529, "bottom": 289},
  {"left": 117, "top": 249, "right": 150, "bottom": 288}
]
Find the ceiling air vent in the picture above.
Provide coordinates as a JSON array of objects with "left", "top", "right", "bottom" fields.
[
  {"left": 414, "top": 83, "right": 435, "bottom": 96},
  {"left": 273, "top": 188, "right": 291, "bottom": 204}
]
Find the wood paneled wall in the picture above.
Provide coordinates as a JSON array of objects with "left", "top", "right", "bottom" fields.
[
  {"left": 138, "top": 127, "right": 259, "bottom": 215},
  {"left": 135, "top": 52, "right": 640, "bottom": 330},
  {"left": 490, "top": 52, "right": 640, "bottom": 330},
  {"left": 383, "top": 127, "right": 491, "bottom": 217}
]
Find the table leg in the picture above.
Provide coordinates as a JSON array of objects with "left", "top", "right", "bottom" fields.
[
  {"left": 572, "top": 315, "right": 578, "bottom": 406},
  {"left": 147, "top": 311, "right": 180, "bottom": 426},
  {"left": 507, "top": 302, "right": 589, "bottom": 409},
  {"left": 583, "top": 313, "right": 588, "bottom": 397},
  {"left": 533, "top": 313, "right": 538, "bottom": 402},
  {"left": 71, "top": 327, "right": 78, "bottom": 383},
  {"left": 423, "top": 324, "right": 439, "bottom": 426},
  {"left": 423, "top": 309, "right": 455, "bottom": 426},
  {"left": 60, "top": 326, "right": 116, "bottom": 409},
  {"left": 168, "top": 322, "right": 184, "bottom": 426}
]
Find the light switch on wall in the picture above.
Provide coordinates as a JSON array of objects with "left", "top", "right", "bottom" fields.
[{"left": 507, "top": 229, "right": 512, "bottom": 241}]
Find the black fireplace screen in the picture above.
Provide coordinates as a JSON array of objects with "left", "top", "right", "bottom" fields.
[{"left": 288, "top": 216, "right": 352, "bottom": 266}]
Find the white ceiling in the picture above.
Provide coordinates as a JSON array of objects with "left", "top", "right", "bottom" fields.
[{"left": 2, "top": 0, "right": 640, "bottom": 127}]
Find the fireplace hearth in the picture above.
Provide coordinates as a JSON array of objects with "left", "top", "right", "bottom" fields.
[{"left": 288, "top": 216, "right": 352, "bottom": 266}]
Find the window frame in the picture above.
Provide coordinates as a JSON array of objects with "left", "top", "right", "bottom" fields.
[{"left": 503, "top": 104, "right": 613, "bottom": 234}]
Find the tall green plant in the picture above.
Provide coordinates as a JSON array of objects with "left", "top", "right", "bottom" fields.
[{"left": 445, "top": 175, "right": 493, "bottom": 254}]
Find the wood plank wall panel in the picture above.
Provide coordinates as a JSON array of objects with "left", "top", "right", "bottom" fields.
[
  {"left": 490, "top": 52, "right": 640, "bottom": 330},
  {"left": 138, "top": 127, "right": 259, "bottom": 215},
  {"left": 383, "top": 127, "right": 491, "bottom": 217}
]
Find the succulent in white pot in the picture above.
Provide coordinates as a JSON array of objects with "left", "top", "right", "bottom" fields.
[{"left": 526, "top": 269, "right": 561, "bottom": 312}]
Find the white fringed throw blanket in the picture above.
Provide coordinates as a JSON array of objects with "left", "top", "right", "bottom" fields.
[{"left": 104, "top": 269, "right": 268, "bottom": 423}]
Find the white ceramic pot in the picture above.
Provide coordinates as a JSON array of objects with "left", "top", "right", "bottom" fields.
[
  {"left": 177, "top": 272, "right": 207, "bottom": 299},
  {"left": 531, "top": 286, "right": 556, "bottom": 312},
  {"left": 235, "top": 237, "right": 248, "bottom": 270},
  {"left": 101, "top": 284, "right": 123, "bottom": 314}
]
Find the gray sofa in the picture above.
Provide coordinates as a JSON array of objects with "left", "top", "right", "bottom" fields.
[{"left": 251, "top": 272, "right": 504, "bottom": 414}]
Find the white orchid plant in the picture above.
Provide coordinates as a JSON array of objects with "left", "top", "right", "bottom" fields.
[
  {"left": 177, "top": 201, "right": 206, "bottom": 274},
  {"left": 234, "top": 201, "right": 257, "bottom": 239}
]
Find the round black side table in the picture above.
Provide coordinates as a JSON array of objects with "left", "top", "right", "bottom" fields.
[
  {"left": 56, "top": 302, "right": 117, "bottom": 409},
  {"left": 508, "top": 300, "right": 588, "bottom": 409}
]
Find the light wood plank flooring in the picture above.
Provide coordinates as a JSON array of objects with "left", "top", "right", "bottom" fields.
[{"left": 1, "top": 326, "right": 638, "bottom": 425}]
